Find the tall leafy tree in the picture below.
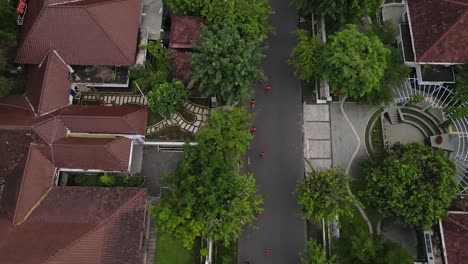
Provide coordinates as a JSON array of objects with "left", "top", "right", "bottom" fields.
[
  {"left": 301, "top": 239, "right": 335, "bottom": 264},
  {"left": 454, "top": 65, "right": 468, "bottom": 101},
  {"left": 152, "top": 108, "right": 263, "bottom": 248},
  {"left": 147, "top": 80, "right": 188, "bottom": 118},
  {"left": 295, "top": 166, "right": 355, "bottom": 223},
  {"left": 289, "top": 30, "right": 325, "bottom": 84},
  {"left": 0, "top": 0, "right": 18, "bottom": 46},
  {"left": 131, "top": 41, "right": 173, "bottom": 93},
  {"left": 290, "top": 0, "right": 381, "bottom": 25},
  {"left": 323, "top": 25, "right": 389, "bottom": 99},
  {"left": 190, "top": 25, "right": 264, "bottom": 104},
  {"left": 363, "top": 142, "right": 458, "bottom": 229}
]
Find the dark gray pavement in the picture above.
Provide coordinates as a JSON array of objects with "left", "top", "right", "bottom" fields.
[
  {"left": 238, "top": 1, "right": 306, "bottom": 263},
  {"left": 141, "top": 146, "right": 182, "bottom": 196}
]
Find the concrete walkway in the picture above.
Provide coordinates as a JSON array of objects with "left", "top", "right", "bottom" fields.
[
  {"left": 146, "top": 102, "right": 209, "bottom": 135},
  {"left": 304, "top": 104, "right": 332, "bottom": 171},
  {"left": 80, "top": 93, "right": 149, "bottom": 106}
]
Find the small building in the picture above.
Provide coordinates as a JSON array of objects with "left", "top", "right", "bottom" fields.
[
  {"left": 381, "top": 0, "right": 467, "bottom": 84},
  {"left": 439, "top": 213, "right": 468, "bottom": 264},
  {"left": 169, "top": 16, "right": 205, "bottom": 49}
]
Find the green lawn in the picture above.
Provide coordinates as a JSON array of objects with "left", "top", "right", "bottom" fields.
[
  {"left": 147, "top": 110, "right": 164, "bottom": 126},
  {"left": 155, "top": 233, "right": 196, "bottom": 264},
  {"left": 349, "top": 180, "right": 382, "bottom": 233}
]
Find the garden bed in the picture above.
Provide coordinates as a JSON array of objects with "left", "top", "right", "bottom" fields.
[
  {"left": 155, "top": 233, "right": 199, "bottom": 264},
  {"left": 146, "top": 125, "right": 195, "bottom": 141},
  {"left": 180, "top": 109, "right": 196, "bottom": 123},
  {"left": 66, "top": 173, "right": 145, "bottom": 187},
  {"left": 189, "top": 97, "right": 210, "bottom": 108},
  {"left": 147, "top": 110, "right": 165, "bottom": 126}
]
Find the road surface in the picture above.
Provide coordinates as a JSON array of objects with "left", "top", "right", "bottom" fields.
[{"left": 238, "top": 0, "right": 306, "bottom": 263}]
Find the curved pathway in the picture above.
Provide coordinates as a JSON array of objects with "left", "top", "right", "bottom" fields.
[
  {"left": 340, "top": 96, "right": 373, "bottom": 235},
  {"left": 146, "top": 102, "right": 209, "bottom": 135}
]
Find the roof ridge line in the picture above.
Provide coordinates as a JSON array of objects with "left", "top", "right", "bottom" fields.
[
  {"left": 419, "top": 12, "right": 468, "bottom": 61},
  {"left": 12, "top": 145, "right": 55, "bottom": 226},
  {"left": 15, "top": 4, "right": 48, "bottom": 63},
  {"left": 84, "top": 4, "right": 134, "bottom": 65},
  {"left": 122, "top": 107, "right": 144, "bottom": 134},
  {"left": 36, "top": 50, "right": 53, "bottom": 115},
  {"left": 43, "top": 188, "right": 146, "bottom": 264}
]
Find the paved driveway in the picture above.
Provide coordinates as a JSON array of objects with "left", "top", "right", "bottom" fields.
[{"left": 238, "top": 0, "right": 306, "bottom": 263}]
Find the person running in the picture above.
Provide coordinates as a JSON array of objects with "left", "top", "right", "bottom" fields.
[
  {"left": 265, "top": 248, "right": 272, "bottom": 255},
  {"left": 250, "top": 99, "right": 256, "bottom": 108},
  {"left": 250, "top": 126, "right": 257, "bottom": 135},
  {"left": 259, "top": 151, "right": 265, "bottom": 159},
  {"left": 255, "top": 211, "right": 262, "bottom": 217},
  {"left": 265, "top": 85, "right": 271, "bottom": 93}
]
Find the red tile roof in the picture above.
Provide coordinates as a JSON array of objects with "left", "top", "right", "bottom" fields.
[
  {"left": 33, "top": 117, "right": 67, "bottom": 144},
  {"left": 58, "top": 105, "right": 148, "bottom": 135},
  {"left": 407, "top": 0, "right": 468, "bottom": 63},
  {"left": 171, "top": 50, "right": 192, "bottom": 84},
  {"left": 442, "top": 213, "right": 468, "bottom": 264},
  {"left": 15, "top": 0, "right": 142, "bottom": 66},
  {"left": 169, "top": 16, "right": 205, "bottom": 49},
  {"left": 0, "top": 187, "right": 146, "bottom": 264},
  {"left": 25, "top": 50, "right": 72, "bottom": 116},
  {"left": 0, "top": 96, "right": 36, "bottom": 129},
  {"left": 11, "top": 145, "right": 55, "bottom": 226},
  {"left": 50, "top": 137, "right": 132, "bottom": 171}
]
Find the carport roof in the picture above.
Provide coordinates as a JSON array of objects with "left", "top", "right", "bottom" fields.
[{"left": 169, "top": 16, "right": 205, "bottom": 49}]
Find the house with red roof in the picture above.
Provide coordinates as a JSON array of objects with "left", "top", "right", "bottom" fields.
[
  {"left": 392, "top": 0, "right": 467, "bottom": 84},
  {"left": 0, "top": 0, "right": 154, "bottom": 262},
  {"left": 439, "top": 212, "right": 468, "bottom": 264}
]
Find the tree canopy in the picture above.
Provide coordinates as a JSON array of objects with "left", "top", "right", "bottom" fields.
[
  {"left": 151, "top": 108, "right": 262, "bottom": 248},
  {"left": 131, "top": 41, "right": 173, "bottom": 93},
  {"left": 323, "top": 25, "right": 389, "bottom": 99},
  {"left": 300, "top": 239, "right": 335, "bottom": 264},
  {"left": 289, "top": 30, "right": 325, "bottom": 84},
  {"left": 362, "top": 142, "right": 458, "bottom": 229},
  {"left": 290, "top": 0, "right": 381, "bottom": 26},
  {"left": 0, "top": 0, "right": 18, "bottom": 46},
  {"left": 190, "top": 25, "right": 264, "bottom": 104},
  {"left": 295, "top": 166, "right": 355, "bottom": 223},
  {"left": 147, "top": 80, "right": 188, "bottom": 118}
]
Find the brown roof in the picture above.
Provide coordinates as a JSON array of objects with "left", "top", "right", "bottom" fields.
[
  {"left": 50, "top": 137, "right": 132, "bottom": 171},
  {"left": 0, "top": 187, "right": 146, "bottom": 264},
  {"left": 33, "top": 116, "right": 67, "bottom": 144},
  {"left": 442, "top": 213, "right": 468, "bottom": 264},
  {"left": 171, "top": 50, "right": 192, "bottom": 84},
  {"left": 15, "top": 0, "right": 142, "bottom": 66},
  {"left": 25, "top": 50, "right": 72, "bottom": 116},
  {"left": 407, "top": 0, "right": 468, "bottom": 63},
  {"left": 0, "top": 96, "right": 36, "bottom": 129},
  {"left": 169, "top": 16, "right": 205, "bottom": 49},
  {"left": 11, "top": 145, "right": 55, "bottom": 226},
  {"left": 59, "top": 105, "right": 148, "bottom": 135}
]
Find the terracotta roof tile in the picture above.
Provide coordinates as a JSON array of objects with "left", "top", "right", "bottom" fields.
[
  {"left": 171, "top": 50, "right": 192, "bottom": 84},
  {"left": 15, "top": 0, "right": 141, "bottom": 65},
  {"left": 0, "top": 187, "right": 147, "bottom": 264},
  {"left": 442, "top": 213, "right": 468, "bottom": 264},
  {"left": 11, "top": 145, "right": 55, "bottom": 226},
  {"left": 51, "top": 137, "right": 132, "bottom": 171},
  {"left": 169, "top": 16, "right": 205, "bottom": 49},
  {"left": 0, "top": 96, "right": 36, "bottom": 129},
  {"left": 407, "top": 0, "right": 468, "bottom": 63},
  {"left": 58, "top": 105, "right": 148, "bottom": 135},
  {"left": 25, "top": 50, "right": 72, "bottom": 116},
  {"left": 33, "top": 117, "right": 67, "bottom": 144}
]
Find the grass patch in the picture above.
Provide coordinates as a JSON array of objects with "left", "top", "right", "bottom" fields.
[
  {"left": 180, "top": 109, "right": 196, "bottom": 123},
  {"left": 147, "top": 110, "right": 165, "bottom": 126},
  {"left": 155, "top": 233, "right": 197, "bottom": 264},
  {"left": 146, "top": 125, "right": 195, "bottom": 141},
  {"left": 364, "top": 108, "right": 384, "bottom": 157},
  {"left": 350, "top": 180, "right": 382, "bottom": 233}
]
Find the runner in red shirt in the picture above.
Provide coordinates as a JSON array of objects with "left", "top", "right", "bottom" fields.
[
  {"left": 250, "top": 99, "right": 256, "bottom": 108},
  {"left": 259, "top": 151, "right": 265, "bottom": 159},
  {"left": 265, "top": 85, "right": 271, "bottom": 93},
  {"left": 265, "top": 248, "right": 272, "bottom": 255},
  {"left": 250, "top": 127, "right": 257, "bottom": 135}
]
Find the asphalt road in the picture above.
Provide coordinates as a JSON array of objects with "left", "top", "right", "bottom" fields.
[{"left": 238, "top": 0, "right": 306, "bottom": 263}]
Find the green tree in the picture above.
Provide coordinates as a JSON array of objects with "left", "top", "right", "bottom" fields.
[
  {"left": 290, "top": 0, "right": 381, "bottom": 26},
  {"left": 147, "top": 80, "right": 189, "bottom": 118},
  {"left": 0, "top": 0, "right": 18, "bottom": 46},
  {"left": 99, "top": 173, "right": 116, "bottom": 187},
  {"left": 447, "top": 106, "right": 468, "bottom": 122},
  {"left": 363, "top": 142, "right": 458, "bottom": 229},
  {"left": 335, "top": 233, "right": 413, "bottom": 264},
  {"left": 161, "top": 0, "right": 204, "bottom": 15},
  {"left": 301, "top": 239, "right": 335, "bottom": 264},
  {"left": 152, "top": 108, "right": 262, "bottom": 248},
  {"left": 323, "top": 25, "right": 390, "bottom": 99},
  {"left": 190, "top": 25, "right": 264, "bottom": 104},
  {"left": 131, "top": 41, "right": 173, "bottom": 93},
  {"left": 289, "top": 30, "right": 325, "bottom": 84},
  {"left": 296, "top": 166, "right": 355, "bottom": 223},
  {"left": 454, "top": 65, "right": 468, "bottom": 101}
]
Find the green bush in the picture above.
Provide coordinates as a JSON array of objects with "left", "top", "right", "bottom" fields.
[{"left": 99, "top": 173, "right": 116, "bottom": 186}]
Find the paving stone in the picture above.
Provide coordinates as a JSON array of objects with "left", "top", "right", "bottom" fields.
[
  {"left": 193, "top": 127, "right": 199, "bottom": 133},
  {"left": 189, "top": 126, "right": 195, "bottom": 132},
  {"left": 307, "top": 140, "right": 331, "bottom": 159},
  {"left": 178, "top": 119, "right": 184, "bottom": 125},
  {"left": 194, "top": 121, "right": 201, "bottom": 127},
  {"left": 304, "top": 122, "right": 330, "bottom": 140},
  {"left": 304, "top": 104, "right": 330, "bottom": 122}
]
